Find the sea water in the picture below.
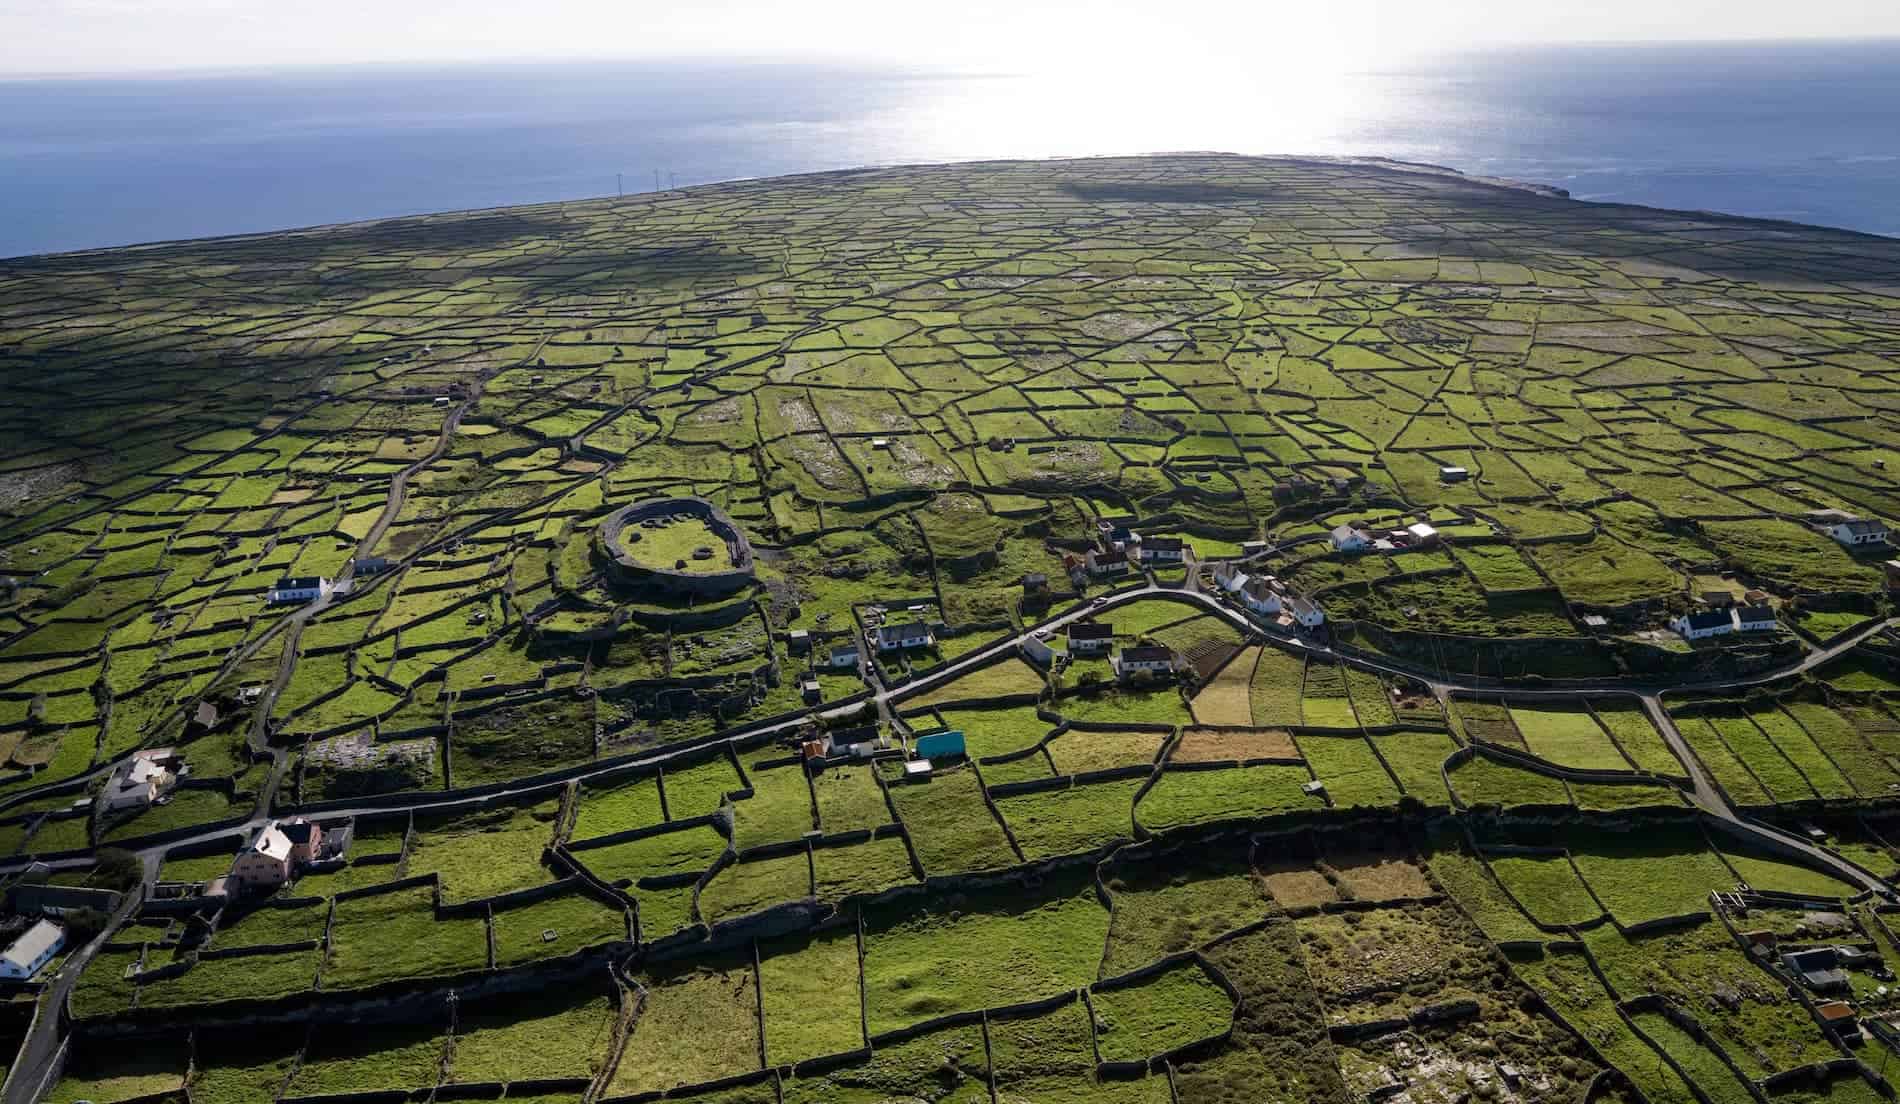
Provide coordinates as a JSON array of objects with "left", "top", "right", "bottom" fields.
[{"left": 1, "top": 39, "right": 1896, "bottom": 258}]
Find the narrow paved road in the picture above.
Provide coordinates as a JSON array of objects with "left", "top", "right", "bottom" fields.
[{"left": 2, "top": 853, "right": 155, "bottom": 1104}]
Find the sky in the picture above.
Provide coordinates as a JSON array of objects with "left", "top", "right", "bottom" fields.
[{"left": 2, "top": 0, "right": 1898, "bottom": 76}]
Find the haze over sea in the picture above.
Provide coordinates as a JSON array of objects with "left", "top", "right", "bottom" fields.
[{"left": 2, "top": 38, "right": 1897, "bottom": 259}]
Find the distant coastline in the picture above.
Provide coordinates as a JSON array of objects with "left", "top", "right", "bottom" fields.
[{"left": 1, "top": 40, "right": 1895, "bottom": 256}]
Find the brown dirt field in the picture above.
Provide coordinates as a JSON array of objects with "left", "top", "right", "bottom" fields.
[
  {"left": 1189, "top": 645, "right": 1258, "bottom": 726},
  {"left": 1258, "top": 865, "right": 1338, "bottom": 909},
  {"left": 1172, "top": 728, "right": 1299, "bottom": 764},
  {"left": 1327, "top": 852, "right": 1436, "bottom": 902}
]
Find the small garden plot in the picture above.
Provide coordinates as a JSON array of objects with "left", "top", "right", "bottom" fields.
[
  {"left": 861, "top": 874, "right": 1109, "bottom": 1036},
  {"left": 1371, "top": 729, "right": 1458, "bottom": 804},
  {"left": 1110, "top": 597, "right": 1208, "bottom": 639},
  {"left": 983, "top": 997, "right": 1096, "bottom": 1098},
  {"left": 1718, "top": 850, "right": 1855, "bottom": 899},
  {"left": 1591, "top": 698, "right": 1685, "bottom": 775},
  {"left": 1056, "top": 682, "right": 1193, "bottom": 726},
  {"left": 1449, "top": 697, "right": 1521, "bottom": 746},
  {"left": 1342, "top": 666, "right": 1397, "bottom": 727},
  {"left": 1784, "top": 700, "right": 1900, "bottom": 796},
  {"left": 1248, "top": 646, "right": 1305, "bottom": 726},
  {"left": 571, "top": 775, "right": 664, "bottom": 839},
  {"left": 289, "top": 1018, "right": 447, "bottom": 1096},
  {"left": 1486, "top": 854, "right": 1603, "bottom": 927},
  {"left": 491, "top": 890, "right": 628, "bottom": 967},
  {"left": 701, "top": 850, "right": 814, "bottom": 924},
  {"left": 613, "top": 957, "right": 762, "bottom": 1097},
  {"left": 1191, "top": 645, "right": 1259, "bottom": 725},
  {"left": 1138, "top": 764, "right": 1323, "bottom": 832},
  {"left": 1456, "top": 543, "right": 1546, "bottom": 592},
  {"left": 1706, "top": 713, "right": 1817, "bottom": 803},
  {"left": 662, "top": 753, "right": 747, "bottom": 818},
  {"left": 1091, "top": 961, "right": 1236, "bottom": 1064},
  {"left": 1447, "top": 756, "right": 1570, "bottom": 809},
  {"left": 1510, "top": 702, "right": 1631, "bottom": 771},
  {"left": 572, "top": 821, "right": 727, "bottom": 884},
  {"left": 995, "top": 777, "right": 1141, "bottom": 860},
  {"left": 1424, "top": 845, "right": 1543, "bottom": 945},
  {"left": 1325, "top": 852, "right": 1434, "bottom": 902},
  {"left": 159, "top": 844, "right": 239, "bottom": 884},
  {"left": 46, "top": 1039, "right": 188, "bottom": 1104},
  {"left": 1255, "top": 857, "right": 1340, "bottom": 911},
  {"left": 1568, "top": 834, "right": 1735, "bottom": 924},
  {"left": 813, "top": 832, "right": 918, "bottom": 900},
  {"left": 449, "top": 986, "right": 617, "bottom": 1084},
  {"left": 137, "top": 946, "right": 321, "bottom": 1010},
  {"left": 1295, "top": 734, "right": 1399, "bottom": 809},
  {"left": 1045, "top": 727, "right": 1166, "bottom": 773},
  {"left": 1530, "top": 536, "right": 1681, "bottom": 607},
  {"left": 188, "top": 1031, "right": 300, "bottom": 1104},
  {"left": 1748, "top": 705, "right": 1854, "bottom": 800},
  {"left": 729, "top": 761, "right": 817, "bottom": 847},
  {"left": 1673, "top": 715, "right": 1773, "bottom": 806},
  {"left": 1099, "top": 844, "right": 1272, "bottom": 976},
  {"left": 901, "top": 657, "right": 1045, "bottom": 709},
  {"left": 1170, "top": 727, "right": 1298, "bottom": 765},
  {"left": 812, "top": 763, "right": 893, "bottom": 833},
  {"left": 934, "top": 703, "right": 1050, "bottom": 761},
  {"left": 1581, "top": 923, "right": 1838, "bottom": 1077},
  {"left": 406, "top": 799, "right": 559, "bottom": 903},
  {"left": 1630, "top": 1010, "right": 1757, "bottom": 1104},
  {"left": 324, "top": 886, "right": 489, "bottom": 989},
  {"left": 211, "top": 899, "right": 325, "bottom": 950},
  {"left": 884, "top": 763, "right": 1018, "bottom": 874},
  {"left": 779, "top": 1022, "right": 988, "bottom": 1104},
  {"left": 759, "top": 927, "right": 866, "bottom": 1066},
  {"left": 1700, "top": 519, "right": 1881, "bottom": 594},
  {"left": 1298, "top": 660, "right": 1357, "bottom": 728}
]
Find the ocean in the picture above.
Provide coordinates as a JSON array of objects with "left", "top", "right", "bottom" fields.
[{"left": 2, "top": 39, "right": 1897, "bottom": 259}]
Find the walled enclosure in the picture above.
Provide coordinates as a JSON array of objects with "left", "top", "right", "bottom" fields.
[{"left": 597, "top": 496, "right": 756, "bottom": 598}]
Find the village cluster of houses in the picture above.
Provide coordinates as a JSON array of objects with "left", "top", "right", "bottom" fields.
[
  {"left": 1669, "top": 596, "right": 1780, "bottom": 641},
  {"left": 1329, "top": 520, "right": 1440, "bottom": 555},
  {"left": 1211, "top": 564, "right": 1327, "bottom": 630},
  {"left": 1019, "top": 617, "right": 1182, "bottom": 681},
  {"left": 1736, "top": 917, "right": 1893, "bottom": 1040},
  {"left": 1062, "top": 523, "right": 1191, "bottom": 588}
]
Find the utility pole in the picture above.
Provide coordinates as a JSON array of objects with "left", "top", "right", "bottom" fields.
[
  {"left": 654, "top": 170, "right": 660, "bottom": 193},
  {"left": 669, "top": 171, "right": 677, "bottom": 190},
  {"left": 616, "top": 173, "right": 623, "bottom": 198}
]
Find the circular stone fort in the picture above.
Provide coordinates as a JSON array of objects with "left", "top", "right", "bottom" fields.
[{"left": 597, "top": 496, "right": 755, "bottom": 598}]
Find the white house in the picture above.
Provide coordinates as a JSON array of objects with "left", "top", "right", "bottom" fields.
[
  {"left": 827, "top": 643, "right": 861, "bottom": 670},
  {"left": 1734, "top": 604, "right": 1778, "bottom": 633},
  {"left": 1828, "top": 518, "right": 1890, "bottom": 547},
  {"left": 1287, "top": 596, "right": 1326, "bottom": 629},
  {"left": 0, "top": 920, "right": 65, "bottom": 981},
  {"left": 1404, "top": 522, "right": 1440, "bottom": 545},
  {"left": 1111, "top": 646, "right": 1176, "bottom": 679},
  {"left": 1440, "top": 466, "right": 1470, "bottom": 483},
  {"left": 1671, "top": 610, "right": 1735, "bottom": 641},
  {"left": 1141, "top": 536, "right": 1187, "bottom": 564},
  {"left": 875, "top": 622, "right": 934, "bottom": 652},
  {"left": 1241, "top": 577, "right": 1283, "bottom": 616},
  {"left": 1214, "top": 565, "right": 1247, "bottom": 592},
  {"left": 1329, "top": 525, "right": 1370, "bottom": 553},
  {"left": 103, "top": 748, "right": 180, "bottom": 813},
  {"left": 1087, "top": 548, "right": 1131, "bottom": 577},
  {"left": 267, "top": 576, "right": 332, "bottom": 605},
  {"left": 1068, "top": 622, "right": 1114, "bottom": 656}
]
